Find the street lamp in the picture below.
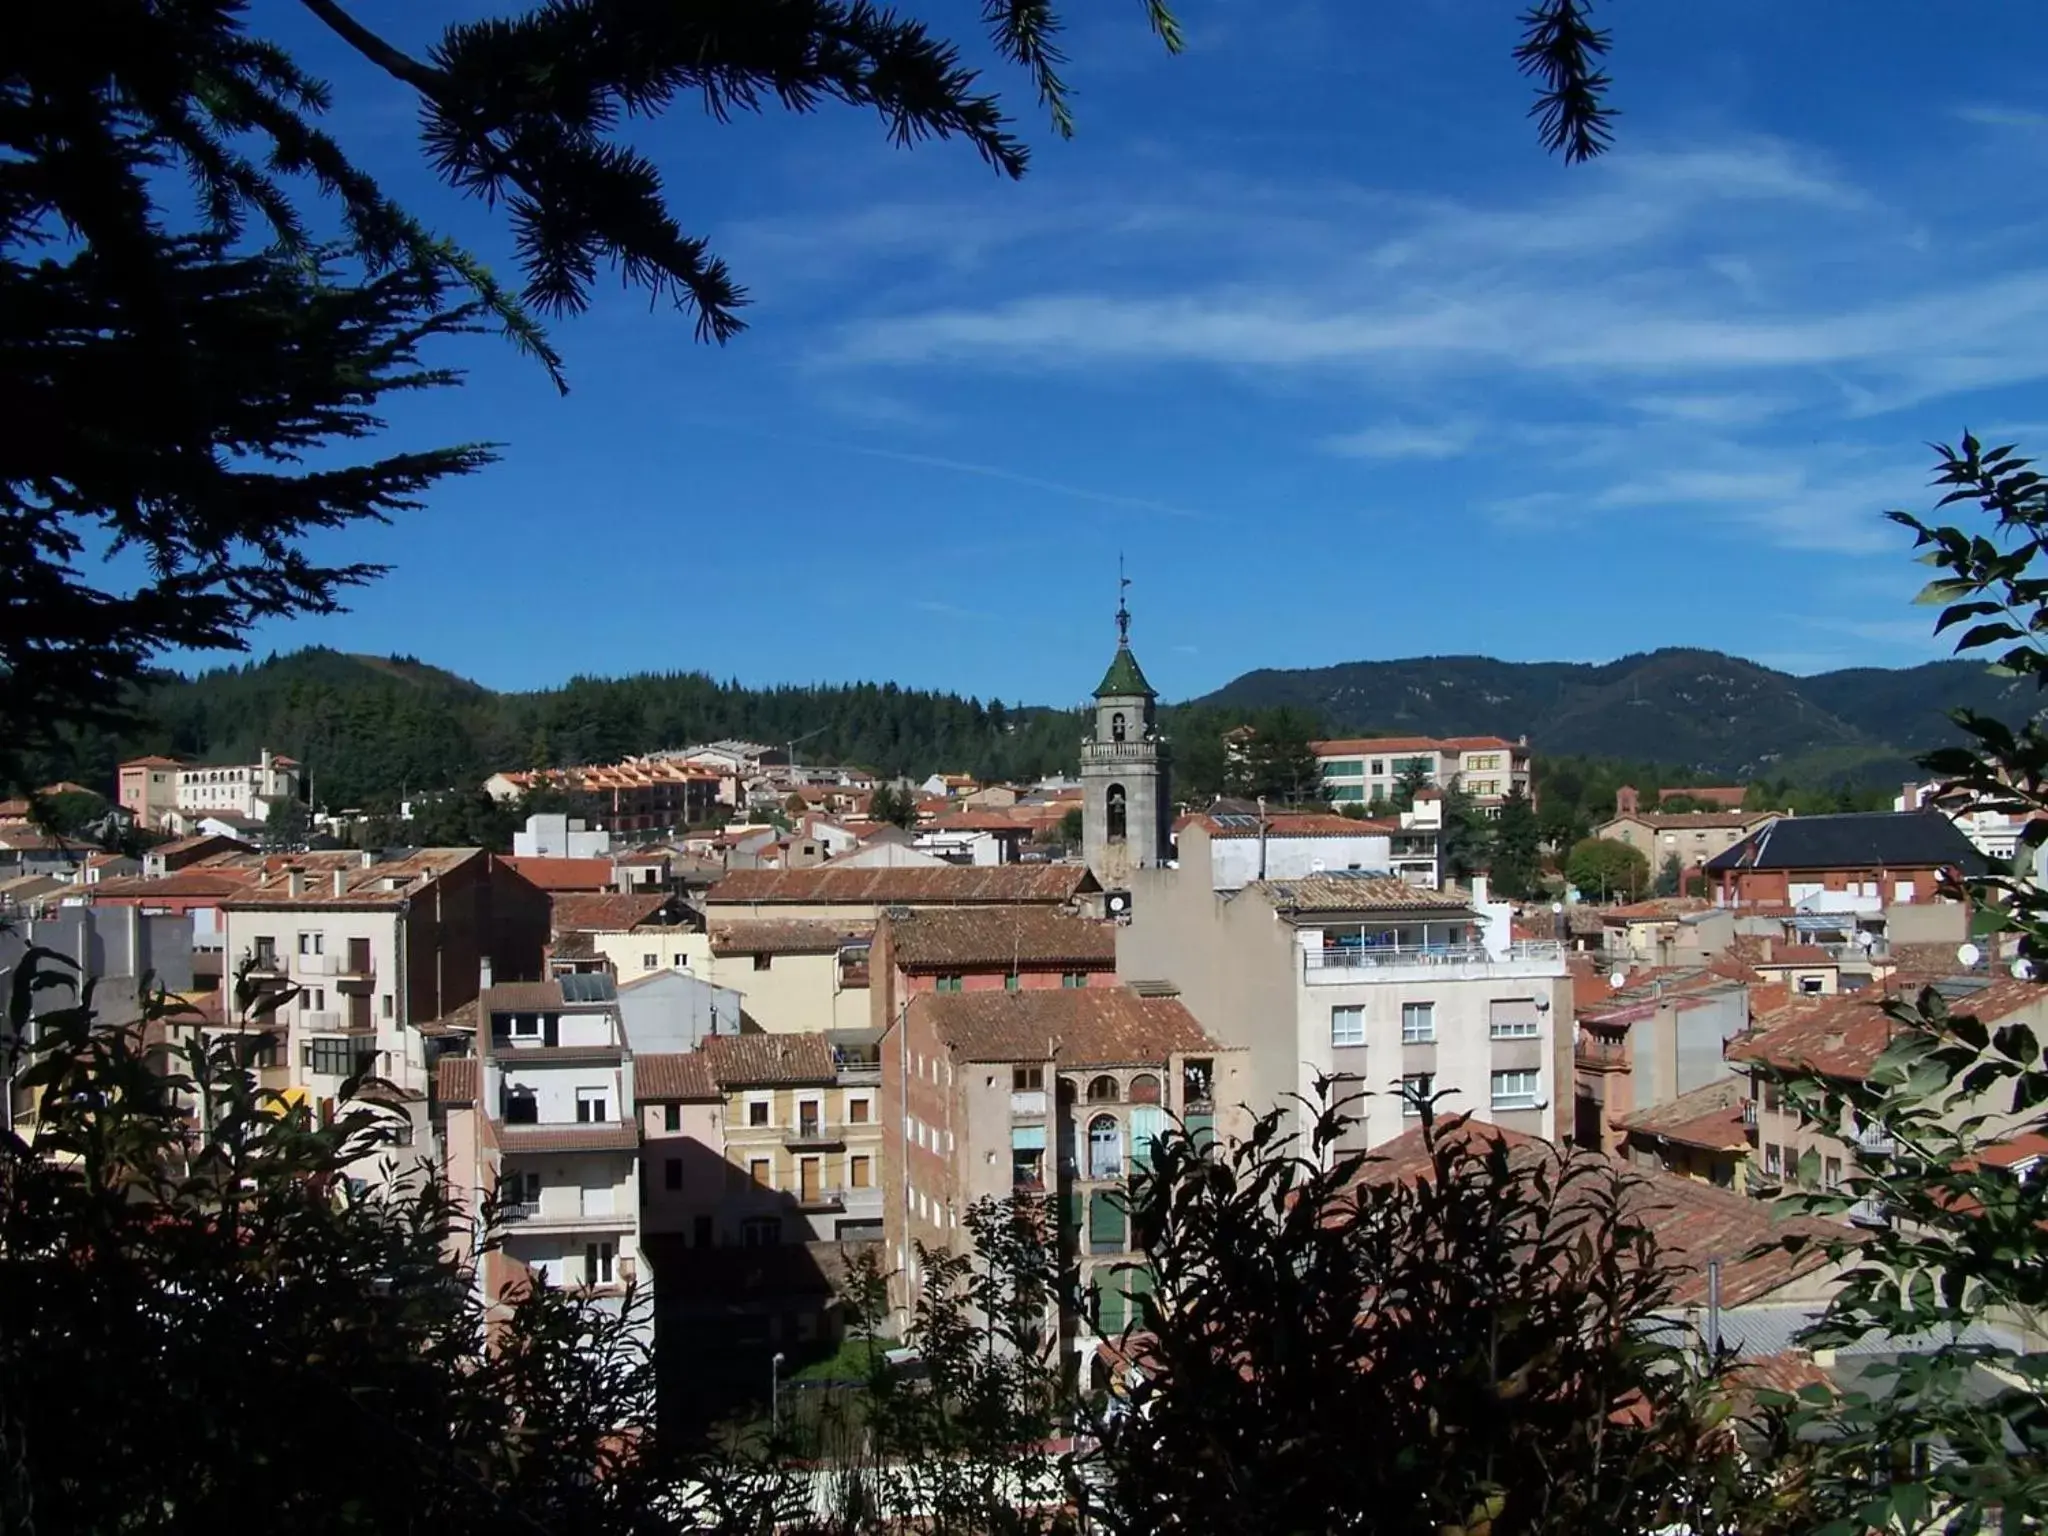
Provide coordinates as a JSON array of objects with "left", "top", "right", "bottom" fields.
[{"left": 770, "top": 1351, "right": 787, "bottom": 1436}]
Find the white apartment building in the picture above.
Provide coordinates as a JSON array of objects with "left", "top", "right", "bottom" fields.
[
  {"left": 1178, "top": 812, "right": 1441, "bottom": 891},
  {"left": 440, "top": 976, "right": 649, "bottom": 1326},
  {"left": 1119, "top": 836, "right": 1572, "bottom": 1149},
  {"left": 176, "top": 749, "right": 301, "bottom": 821},
  {"left": 1311, "top": 736, "right": 1533, "bottom": 814}
]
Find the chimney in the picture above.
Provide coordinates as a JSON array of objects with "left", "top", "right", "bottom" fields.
[
  {"left": 332, "top": 869, "right": 345, "bottom": 897},
  {"left": 480, "top": 955, "right": 493, "bottom": 993},
  {"left": 1616, "top": 785, "right": 1639, "bottom": 817},
  {"left": 1761, "top": 937, "right": 1774, "bottom": 963},
  {"left": 285, "top": 866, "right": 304, "bottom": 899}
]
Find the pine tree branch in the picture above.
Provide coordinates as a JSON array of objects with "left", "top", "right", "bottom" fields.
[{"left": 296, "top": 0, "right": 448, "bottom": 96}]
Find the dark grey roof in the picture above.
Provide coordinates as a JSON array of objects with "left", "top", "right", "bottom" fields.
[{"left": 1705, "top": 811, "right": 1988, "bottom": 876}]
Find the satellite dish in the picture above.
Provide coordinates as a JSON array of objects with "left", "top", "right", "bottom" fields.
[
  {"left": 2014, "top": 958, "right": 2035, "bottom": 981},
  {"left": 1958, "top": 942, "right": 1983, "bottom": 970},
  {"left": 1856, "top": 931, "right": 1875, "bottom": 952},
  {"left": 1609, "top": 971, "right": 1626, "bottom": 990}
]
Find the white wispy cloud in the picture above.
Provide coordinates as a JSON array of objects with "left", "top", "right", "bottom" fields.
[{"left": 1322, "top": 419, "right": 1479, "bottom": 460}]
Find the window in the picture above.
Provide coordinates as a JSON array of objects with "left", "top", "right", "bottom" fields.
[
  {"left": 1106, "top": 782, "right": 1128, "bottom": 842},
  {"left": 1128, "top": 1072, "right": 1162, "bottom": 1104},
  {"left": 1799, "top": 975, "right": 1825, "bottom": 995},
  {"left": 1062, "top": 972, "right": 1087, "bottom": 988},
  {"left": 1490, "top": 1070, "right": 1539, "bottom": 1110},
  {"left": 381, "top": 993, "right": 393, "bottom": 1019},
  {"left": 509, "top": 1014, "right": 542, "bottom": 1039},
  {"left": 1088, "top": 1114, "right": 1124, "bottom": 1180},
  {"left": 1330, "top": 1005, "right": 1365, "bottom": 1047},
  {"left": 585, "top": 1242, "right": 615, "bottom": 1285},
  {"left": 575, "top": 1087, "right": 609, "bottom": 1123},
  {"left": 1322, "top": 759, "right": 1364, "bottom": 777},
  {"left": 848, "top": 1096, "right": 871, "bottom": 1124},
  {"left": 298, "top": 931, "right": 323, "bottom": 956},
  {"left": 1087, "top": 1074, "right": 1120, "bottom": 1103},
  {"left": 1329, "top": 784, "right": 1366, "bottom": 802},
  {"left": 1005, "top": 972, "right": 1021, "bottom": 992},
  {"left": 302, "top": 988, "right": 325, "bottom": 1013},
  {"left": 1823, "top": 1156, "right": 1843, "bottom": 1190},
  {"left": 748, "top": 1099, "right": 770, "bottom": 1127},
  {"left": 1763, "top": 1142, "right": 1784, "bottom": 1176},
  {"left": 1401, "top": 1073, "right": 1434, "bottom": 1116},
  {"left": 753, "top": 953, "right": 772, "bottom": 971},
  {"left": 1761, "top": 1078, "right": 1781, "bottom": 1112},
  {"left": 1369, "top": 760, "right": 1384, "bottom": 776},
  {"left": 1112, "top": 711, "right": 1127, "bottom": 742},
  {"left": 504, "top": 1086, "right": 538, "bottom": 1125},
  {"left": 304, "top": 1038, "right": 359, "bottom": 1076},
  {"left": 749, "top": 1158, "right": 772, "bottom": 1188},
  {"left": 936, "top": 974, "right": 964, "bottom": 994},
  {"left": 1013, "top": 1066, "right": 1044, "bottom": 1092},
  {"left": 643, "top": 953, "right": 657, "bottom": 970},
  {"left": 1401, "top": 1003, "right": 1436, "bottom": 1044},
  {"left": 1489, "top": 999, "right": 1540, "bottom": 1039},
  {"left": 742, "top": 1217, "right": 780, "bottom": 1247},
  {"left": 664, "top": 1158, "right": 683, "bottom": 1190},
  {"left": 672, "top": 954, "right": 688, "bottom": 968},
  {"left": 663, "top": 1103, "right": 682, "bottom": 1133},
  {"left": 850, "top": 1154, "right": 872, "bottom": 1189}
]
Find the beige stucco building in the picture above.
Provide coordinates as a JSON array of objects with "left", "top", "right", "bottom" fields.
[{"left": 1119, "top": 836, "right": 1573, "bottom": 1146}]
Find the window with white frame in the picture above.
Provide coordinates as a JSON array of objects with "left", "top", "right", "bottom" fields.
[
  {"left": 1489, "top": 999, "right": 1540, "bottom": 1039},
  {"left": 1330, "top": 1005, "right": 1365, "bottom": 1047},
  {"left": 1401, "top": 1073, "right": 1434, "bottom": 1116},
  {"left": 575, "top": 1087, "right": 610, "bottom": 1123},
  {"left": 510, "top": 1014, "right": 541, "bottom": 1039},
  {"left": 1400, "top": 1002, "right": 1436, "bottom": 1044},
  {"left": 298, "top": 931, "right": 323, "bottom": 956},
  {"left": 1490, "top": 1070, "right": 1539, "bottom": 1110}
]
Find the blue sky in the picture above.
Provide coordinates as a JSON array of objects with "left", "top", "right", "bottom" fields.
[{"left": 227, "top": 0, "right": 2048, "bottom": 707}]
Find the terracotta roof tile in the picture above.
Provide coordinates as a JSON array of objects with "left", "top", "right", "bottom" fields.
[
  {"left": 550, "top": 891, "right": 676, "bottom": 933},
  {"left": 1184, "top": 812, "right": 1399, "bottom": 840},
  {"left": 1254, "top": 873, "right": 1476, "bottom": 914},
  {"left": 703, "top": 1031, "right": 837, "bottom": 1086},
  {"left": 707, "top": 864, "right": 1096, "bottom": 907},
  {"left": 1657, "top": 786, "right": 1749, "bottom": 809},
  {"left": 437, "top": 1055, "right": 478, "bottom": 1105},
  {"left": 710, "top": 920, "right": 869, "bottom": 957},
  {"left": 1756, "top": 944, "right": 1834, "bottom": 967},
  {"left": 636, "top": 1052, "right": 719, "bottom": 1100},
  {"left": 914, "top": 988, "right": 1216, "bottom": 1067},
  {"left": 1622, "top": 1077, "right": 1750, "bottom": 1151},
  {"left": 1729, "top": 976, "right": 2048, "bottom": 1081},
  {"left": 501, "top": 856, "right": 614, "bottom": 892},
  {"left": 499, "top": 1123, "right": 639, "bottom": 1152},
  {"left": 1607, "top": 809, "right": 1780, "bottom": 831},
  {"left": 1361, "top": 1121, "right": 1841, "bottom": 1307},
  {"left": 884, "top": 906, "right": 1116, "bottom": 971},
  {"left": 222, "top": 848, "right": 485, "bottom": 908}
]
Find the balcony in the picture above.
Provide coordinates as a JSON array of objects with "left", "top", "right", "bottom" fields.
[
  {"left": 1741, "top": 1099, "right": 1758, "bottom": 1128},
  {"left": 1303, "top": 940, "right": 1565, "bottom": 985},
  {"left": 784, "top": 1121, "right": 845, "bottom": 1150},
  {"left": 796, "top": 1184, "right": 882, "bottom": 1214},
  {"left": 1847, "top": 1196, "right": 1891, "bottom": 1229},
  {"left": 501, "top": 1201, "right": 634, "bottom": 1231},
  {"left": 832, "top": 1049, "right": 882, "bottom": 1086},
  {"left": 1573, "top": 1032, "right": 1629, "bottom": 1071},
  {"left": 1080, "top": 739, "right": 1160, "bottom": 765},
  {"left": 247, "top": 951, "right": 286, "bottom": 978},
  {"left": 1853, "top": 1123, "right": 1897, "bottom": 1158},
  {"left": 1011, "top": 1090, "right": 1048, "bottom": 1118}
]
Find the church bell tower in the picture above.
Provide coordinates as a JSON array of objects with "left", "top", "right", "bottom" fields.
[{"left": 1081, "top": 567, "right": 1170, "bottom": 891}]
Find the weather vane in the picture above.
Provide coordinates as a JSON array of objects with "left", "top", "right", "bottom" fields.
[{"left": 1116, "top": 553, "right": 1131, "bottom": 647}]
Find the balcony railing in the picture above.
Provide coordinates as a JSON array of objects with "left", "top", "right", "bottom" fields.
[
  {"left": 1011, "top": 1090, "right": 1048, "bottom": 1118},
  {"left": 1304, "top": 940, "right": 1563, "bottom": 980},
  {"left": 1741, "top": 1099, "right": 1758, "bottom": 1128},
  {"left": 1847, "top": 1196, "right": 1891, "bottom": 1229},
  {"left": 1080, "top": 739, "right": 1159, "bottom": 764},
  {"left": 1853, "top": 1123, "right": 1897, "bottom": 1158},
  {"left": 1573, "top": 1032, "right": 1629, "bottom": 1070},
  {"left": 785, "top": 1121, "right": 845, "bottom": 1149}
]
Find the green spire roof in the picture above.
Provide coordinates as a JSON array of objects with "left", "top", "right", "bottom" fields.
[{"left": 1095, "top": 644, "right": 1153, "bottom": 698}]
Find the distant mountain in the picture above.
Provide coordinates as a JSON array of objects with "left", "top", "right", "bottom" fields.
[{"left": 1191, "top": 648, "right": 2031, "bottom": 782}]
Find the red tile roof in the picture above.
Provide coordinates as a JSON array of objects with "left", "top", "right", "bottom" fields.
[
  {"left": 499, "top": 1123, "right": 639, "bottom": 1152},
  {"left": 87, "top": 869, "right": 260, "bottom": 901},
  {"left": 709, "top": 920, "right": 869, "bottom": 957},
  {"left": 884, "top": 906, "right": 1117, "bottom": 971},
  {"left": 222, "top": 849, "right": 485, "bottom": 908},
  {"left": 1605, "top": 809, "right": 1779, "bottom": 831},
  {"left": 121, "top": 755, "right": 186, "bottom": 769},
  {"left": 636, "top": 1052, "right": 719, "bottom": 1100},
  {"left": 437, "top": 1055, "right": 478, "bottom": 1105},
  {"left": 702, "top": 1031, "right": 836, "bottom": 1087},
  {"left": 1360, "top": 1121, "right": 1841, "bottom": 1307},
  {"left": 1255, "top": 874, "right": 1476, "bottom": 914},
  {"left": 550, "top": 891, "right": 676, "bottom": 933},
  {"left": 1182, "top": 812, "right": 1399, "bottom": 840},
  {"left": 1982, "top": 1131, "right": 2048, "bottom": 1170},
  {"left": 1621, "top": 1077, "right": 1750, "bottom": 1152},
  {"left": 1728, "top": 977, "right": 2048, "bottom": 1081},
  {"left": 1755, "top": 944, "right": 1834, "bottom": 967},
  {"left": 501, "top": 856, "right": 614, "bottom": 893},
  {"left": 1658, "top": 786, "right": 1749, "bottom": 809},
  {"left": 707, "top": 864, "right": 1097, "bottom": 907},
  {"left": 914, "top": 988, "right": 1216, "bottom": 1067},
  {"left": 1312, "top": 736, "right": 1521, "bottom": 756}
]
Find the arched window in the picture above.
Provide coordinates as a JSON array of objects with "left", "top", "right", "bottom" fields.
[
  {"left": 1088, "top": 1114, "right": 1125, "bottom": 1180},
  {"left": 1128, "top": 1072, "right": 1162, "bottom": 1105},
  {"left": 1106, "top": 782, "right": 1127, "bottom": 842},
  {"left": 1087, "top": 1074, "right": 1120, "bottom": 1104},
  {"left": 1111, "top": 711, "right": 1127, "bottom": 743}
]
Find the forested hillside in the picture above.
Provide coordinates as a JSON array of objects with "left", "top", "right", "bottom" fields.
[{"left": 33, "top": 650, "right": 1084, "bottom": 810}]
